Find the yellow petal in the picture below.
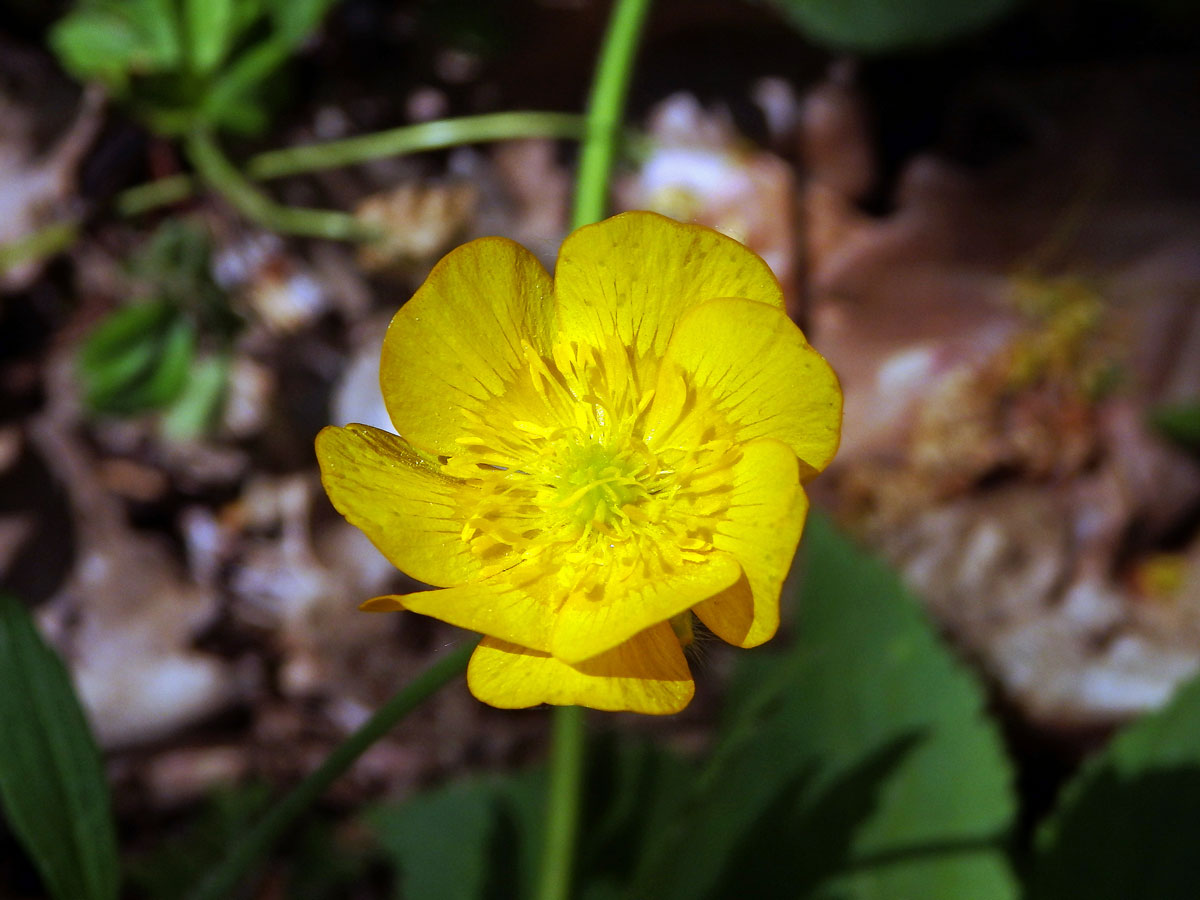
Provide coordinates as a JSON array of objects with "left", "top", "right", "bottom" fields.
[
  {"left": 550, "top": 551, "right": 742, "bottom": 664},
  {"left": 553, "top": 212, "right": 784, "bottom": 362},
  {"left": 652, "top": 297, "right": 842, "bottom": 476},
  {"left": 368, "top": 568, "right": 553, "bottom": 653},
  {"left": 466, "top": 625, "right": 694, "bottom": 714},
  {"left": 315, "top": 424, "right": 481, "bottom": 586},
  {"left": 693, "top": 439, "right": 809, "bottom": 648},
  {"left": 380, "top": 237, "right": 555, "bottom": 457}
]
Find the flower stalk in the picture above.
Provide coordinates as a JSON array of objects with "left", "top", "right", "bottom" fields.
[
  {"left": 117, "top": 112, "right": 588, "bottom": 218},
  {"left": 184, "top": 129, "right": 378, "bottom": 241},
  {"left": 536, "top": 0, "right": 654, "bottom": 898}
]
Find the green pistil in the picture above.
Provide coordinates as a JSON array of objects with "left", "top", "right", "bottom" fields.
[{"left": 559, "top": 443, "right": 649, "bottom": 527}]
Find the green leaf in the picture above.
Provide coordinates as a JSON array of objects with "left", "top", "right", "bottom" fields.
[
  {"left": 368, "top": 736, "right": 690, "bottom": 900},
  {"left": 185, "top": 0, "right": 236, "bottom": 73},
  {"left": 368, "top": 768, "right": 545, "bottom": 900},
  {"left": 139, "top": 314, "right": 197, "bottom": 409},
  {"left": 133, "top": 0, "right": 185, "bottom": 70},
  {"left": 50, "top": 10, "right": 143, "bottom": 90},
  {"left": 267, "top": 0, "right": 341, "bottom": 46},
  {"left": 79, "top": 299, "right": 173, "bottom": 366},
  {"left": 201, "top": 35, "right": 292, "bottom": 129},
  {"left": 1030, "top": 668, "right": 1200, "bottom": 900},
  {"left": 129, "top": 783, "right": 272, "bottom": 900},
  {"left": 1150, "top": 401, "right": 1200, "bottom": 453},
  {"left": 764, "top": 0, "right": 1018, "bottom": 52},
  {"left": 632, "top": 514, "right": 1018, "bottom": 899},
  {"left": 76, "top": 300, "right": 195, "bottom": 415},
  {"left": 0, "top": 594, "right": 120, "bottom": 900},
  {"left": 77, "top": 300, "right": 172, "bottom": 412},
  {"left": 160, "top": 352, "right": 228, "bottom": 441},
  {"left": 50, "top": 0, "right": 183, "bottom": 90}
]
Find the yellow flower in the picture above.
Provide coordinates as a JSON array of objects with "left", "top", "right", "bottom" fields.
[{"left": 316, "top": 212, "right": 841, "bottom": 714}]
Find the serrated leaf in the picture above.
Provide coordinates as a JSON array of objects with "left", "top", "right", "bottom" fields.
[
  {"left": 0, "top": 594, "right": 120, "bottom": 900},
  {"left": 1030, "top": 668, "right": 1200, "bottom": 900},
  {"left": 764, "top": 0, "right": 1017, "bottom": 51},
  {"left": 632, "top": 514, "right": 1018, "bottom": 900}
]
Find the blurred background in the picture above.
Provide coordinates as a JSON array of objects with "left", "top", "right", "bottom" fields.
[{"left": 2, "top": 0, "right": 1200, "bottom": 896}]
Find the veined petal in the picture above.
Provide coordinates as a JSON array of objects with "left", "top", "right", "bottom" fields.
[
  {"left": 693, "top": 439, "right": 809, "bottom": 648},
  {"left": 651, "top": 297, "right": 842, "bottom": 476},
  {"left": 316, "top": 424, "right": 480, "bottom": 586},
  {"left": 467, "top": 624, "right": 694, "bottom": 714},
  {"left": 550, "top": 551, "right": 741, "bottom": 664},
  {"left": 553, "top": 212, "right": 784, "bottom": 361},
  {"left": 363, "top": 568, "right": 553, "bottom": 653},
  {"left": 380, "top": 237, "right": 555, "bottom": 457}
]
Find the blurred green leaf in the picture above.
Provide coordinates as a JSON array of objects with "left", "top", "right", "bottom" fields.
[
  {"left": 49, "top": 11, "right": 142, "bottom": 90},
  {"left": 1030, "top": 668, "right": 1200, "bottom": 900},
  {"left": 77, "top": 300, "right": 197, "bottom": 415},
  {"left": 631, "top": 514, "right": 1018, "bottom": 899},
  {"left": 185, "top": 0, "right": 236, "bottom": 73},
  {"left": 1150, "top": 401, "right": 1200, "bottom": 453},
  {"left": 140, "top": 314, "right": 198, "bottom": 407},
  {"left": 368, "top": 768, "right": 545, "bottom": 900},
  {"left": 51, "top": 0, "right": 341, "bottom": 137},
  {"left": 285, "top": 815, "right": 374, "bottom": 900},
  {"left": 0, "top": 593, "right": 120, "bottom": 900},
  {"left": 50, "top": 0, "right": 182, "bottom": 91},
  {"left": 368, "top": 736, "right": 690, "bottom": 900},
  {"left": 267, "top": 0, "right": 341, "bottom": 46},
  {"left": 129, "top": 783, "right": 272, "bottom": 900},
  {"left": 137, "top": 0, "right": 184, "bottom": 68},
  {"left": 160, "top": 352, "right": 229, "bottom": 441},
  {"left": 764, "top": 0, "right": 1018, "bottom": 52}
]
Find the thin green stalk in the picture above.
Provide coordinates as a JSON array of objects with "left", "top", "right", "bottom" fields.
[
  {"left": 0, "top": 220, "right": 80, "bottom": 277},
  {"left": 116, "top": 112, "right": 587, "bottom": 218},
  {"left": 184, "top": 130, "right": 377, "bottom": 241},
  {"left": 186, "top": 638, "right": 478, "bottom": 900},
  {"left": 570, "top": 0, "right": 653, "bottom": 228},
  {"left": 248, "top": 111, "right": 586, "bottom": 180},
  {"left": 535, "top": 705, "right": 587, "bottom": 900},
  {"left": 116, "top": 175, "right": 195, "bottom": 217},
  {"left": 534, "top": 4, "right": 654, "bottom": 900}
]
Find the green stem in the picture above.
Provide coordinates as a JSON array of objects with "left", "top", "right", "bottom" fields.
[
  {"left": 185, "top": 130, "right": 377, "bottom": 241},
  {"left": 186, "top": 638, "right": 478, "bottom": 900},
  {"left": 0, "top": 220, "right": 80, "bottom": 277},
  {"left": 535, "top": 705, "right": 587, "bottom": 900},
  {"left": 116, "top": 175, "right": 195, "bottom": 217},
  {"left": 570, "top": 0, "right": 653, "bottom": 228},
  {"left": 533, "top": 5, "right": 654, "bottom": 900},
  {"left": 116, "top": 112, "right": 587, "bottom": 218},
  {"left": 248, "top": 111, "right": 586, "bottom": 180}
]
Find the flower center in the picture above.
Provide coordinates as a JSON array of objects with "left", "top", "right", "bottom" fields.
[
  {"left": 443, "top": 337, "right": 739, "bottom": 594},
  {"left": 557, "top": 439, "right": 653, "bottom": 528}
]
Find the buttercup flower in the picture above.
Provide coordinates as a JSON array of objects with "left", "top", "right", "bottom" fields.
[{"left": 316, "top": 211, "right": 841, "bottom": 714}]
